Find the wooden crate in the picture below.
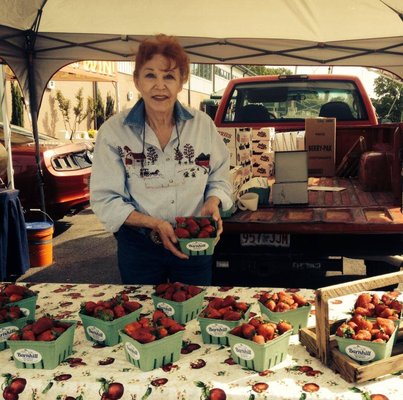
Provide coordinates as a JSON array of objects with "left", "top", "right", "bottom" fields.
[{"left": 299, "top": 271, "right": 403, "bottom": 383}]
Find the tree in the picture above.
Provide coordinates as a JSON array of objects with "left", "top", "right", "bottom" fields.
[
  {"left": 105, "top": 92, "right": 115, "bottom": 121},
  {"left": 371, "top": 75, "right": 403, "bottom": 122},
  {"left": 55, "top": 88, "right": 90, "bottom": 139},
  {"left": 10, "top": 81, "right": 24, "bottom": 126},
  {"left": 244, "top": 66, "right": 292, "bottom": 76},
  {"left": 94, "top": 89, "right": 105, "bottom": 129}
]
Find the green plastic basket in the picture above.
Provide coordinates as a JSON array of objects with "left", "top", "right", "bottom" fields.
[
  {"left": 258, "top": 303, "right": 312, "bottom": 334},
  {"left": 0, "top": 315, "right": 29, "bottom": 351},
  {"left": 198, "top": 306, "right": 251, "bottom": 346},
  {"left": 8, "top": 295, "right": 38, "bottom": 319},
  {"left": 151, "top": 290, "right": 205, "bottom": 324},
  {"left": 120, "top": 330, "right": 184, "bottom": 372},
  {"left": 227, "top": 329, "right": 292, "bottom": 372},
  {"left": 79, "top": 306, "right": 142, "bottom": 346},
  {"left": 335, "top": 323, "right": 398, "bottom": 364},
  {"left": 7, "top": 320, "right": 77, "bottom": 370}
]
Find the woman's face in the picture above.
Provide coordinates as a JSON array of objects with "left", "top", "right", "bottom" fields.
[{"left": 134, "top": 54, "right": 183, "bottom": 116}]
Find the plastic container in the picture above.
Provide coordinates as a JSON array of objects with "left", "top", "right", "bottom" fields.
[
  {"left": 0, "top": 315, "right": 29, "bottom": 351},
  {"left": 8, "top": 294, "right": 38, "bottom": 319},
  {"left": 151, "top": 290, "right": 205, "bottom": 324},
  {"left": 120, "top": 329, "right": 185, "bottom": 372},
  {"left": 335, "top": 324, "right": 398, "bottom": 364},
  {"left": 258, "top": 302, "right": 312, "bottom": 334},
  {"left": 25, "top": 221, "right": 54, "bottom": 267},
  {"left": 227, "top": 329, "right": 292, "bottom": 372},
  {"left": 198, "top": 305, "right": 252, "bottom": 346},
  {"left": 79, "top": 307, "right": 142, "bottom": 346},
  {"left": 7, "top": 320, "right": 77, "bottom": 369}
]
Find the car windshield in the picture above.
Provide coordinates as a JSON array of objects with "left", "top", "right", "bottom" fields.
[{"left": 223, "top": 79, "right": 368, "bottom": 123}]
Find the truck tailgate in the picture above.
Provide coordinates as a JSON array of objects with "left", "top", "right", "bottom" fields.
[{"left": 225, "top": 177, "right": 403, "bottom": 234}]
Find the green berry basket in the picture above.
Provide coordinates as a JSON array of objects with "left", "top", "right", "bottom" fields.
[
  {"left": 335, "top": 324, "right": 398, "bottom": 364},
  {"left": 0, "top": 315, "right": 29, "bottom": 351},
  {"left": 198, "top": 306, "right": 252, "bottom": 346},
  {"left": 79, "top": 306, "right": 143, "bottom": 347},
  {"left": 7, "top": 320, "right": 77, "bottom": 369},
  {"left": 258, "top": 302, "right": 312, "bottom": 334},
  {"left": 120, "top": 329, "right": 185, "bottom": 372},
  {"left": 151, "top": 290, "right": 205, "bottom": 324},
  {"left": 227, "top": 329, "right": 292, "bottom": 372},
  {"left": 9, "top": 295, "right": 38, "bottom": 319}
]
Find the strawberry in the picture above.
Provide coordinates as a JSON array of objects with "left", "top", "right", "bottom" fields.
[
  {"left": 253, "top": 334, "right": 265, "bottom": 344},
  {"left": 202, "top": 225, "right": 215, "bottom": 234},
  {"left": 175, "top": 216, "right": 187, "bottom": 226},
  {"left": 113, "top": 304, "right": 126, "bottom": 318},
  {"left": 123, "top": 301, "right": 141, "bottom": 313},
  {"left": 197, "top": 230, "right": 210, "bottom": 238},
  {"left": 168, "top": 323, "right": 185, "bottom": 335},
  {"left": 152, "top": 309, "right": 167, "bottom": 323},
  {"left": 37, "top": 329, "right": 57, "bottom": 341},
  {"left": 222, "top": 295, "right": 236, "bottom": 307},
  {"left": 84, "top": 301, "right": 97, "bottom": 315},
  {"left": 4, "top": 284, "right": 26, "bottom": 297},
  {"left": 241, "top": 323, "right": 256, "bottom": 339},
  {"left": 155, "top": 283, "right": 170, "bottom": 294},
  {"left": 7, "top": 332, "right": 21, "bottom": 341},
  {"left": 22, "top": 330, "right": 36, "bottom": 341},
  {"left": 174, "top": 227, "right": 190, "bottom": 238},
  {"left": 172, "top": 290, "right": 187, "bottom": 302},
  {"left": 8, "top": 294, "right": 23, "bottom": 302},
  {"left": 222, "top": 310, "right": 241, "bottom": 321},
  {"left": 198, "top": 218, "right": 211, "bottom": 227},
  {"left": 187, "top": 285, "right": 202, "bottom": 296},
  {"left": 277, "top": 321, "right": 293, "bottom": 334},
  {"left": 32, "top": 316, "right": 54, "bottom": 335}
]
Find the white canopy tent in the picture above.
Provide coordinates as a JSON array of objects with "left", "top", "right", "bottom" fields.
[{"left": 0, "top": 0, "right": 402, "bottom": 212}]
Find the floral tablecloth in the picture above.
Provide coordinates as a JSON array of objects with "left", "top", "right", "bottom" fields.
[{"left": 0, "top": 282, "right": 402, "bottom": 400}]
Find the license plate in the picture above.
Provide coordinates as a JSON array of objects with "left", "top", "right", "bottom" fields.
[{"left": 240, "top": 233, "right": 290, "bottom": 248}]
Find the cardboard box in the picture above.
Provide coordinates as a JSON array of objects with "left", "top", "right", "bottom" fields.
[
  {"left": 305, "top": 118, "right": 336, "bottom": 176},
  {"left": 275, "top": 151, "right": 308, "bottom": 183},
  {"left": 252, "top": 127, "right": 275, "bottom": 142},
  {"left": 272, "top": 182, "right": 308, "bottom": 205},
  {"left": 274, "top": 131, "right": 305, "bottom": 152},
  {"left": 252, "top": 140, "right": 269, "bottom": 153}
]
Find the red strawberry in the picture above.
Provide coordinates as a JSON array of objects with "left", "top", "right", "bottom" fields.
[
  {"left": 168, "top": 323, "right": 185, "bottom": 334},
  {"left": 174, "top": 227, "right": 190, "bottom": 238},
  {"left": 199, "top": 218, "right": 211, "bottom": 227},
  {"left": 4, "top": 284, "right": 26, "bottom": 297},
  {"left": 37, "top": 329, "right": 57, "bottom": 341},
  {"left": 123, "top": 301, "right": 141, "bottom": 313},
  {"left": 198, "top": 230, "right": 210, "bottom": 238},
  {"left": 32, "top": 316, "right": 54, "bottom": 335},
  {"left": 202, "top": 225, "right": 216, "bottom": 234},
  {"left": 175, "top": 217, "right": 187, "bottom": 226},
  {"left": 84, "top": 301, "right": 97, "bottom": 314},
  {"left": 155, "top": 283, "right": 170, "bottom": 294},
  {"left": 113, "top": 304, "right": 126, "bottom": 318},
  {"left": 172, "top": 290, "right": 187, "bottom": 302},
  {"left": 8, "top": 294, "right": 23, "bottom": 302},
  {"left": 152, "top": 309, "right": 167, "bottom": 323},
  {"left": 22, "top": 330, "right": 36, "bottom": 341}
]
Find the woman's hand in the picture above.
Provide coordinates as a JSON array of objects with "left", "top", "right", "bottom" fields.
[
  {"left": 200, "top": 196, "right": 223, "bottom": 237},
  {"left": 153, "top": 219, "right": 189, "bottom": 260}
]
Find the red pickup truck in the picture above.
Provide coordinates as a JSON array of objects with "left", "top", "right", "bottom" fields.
[{"left": 213, "top": 74, "right": 403, "bottom": 288}]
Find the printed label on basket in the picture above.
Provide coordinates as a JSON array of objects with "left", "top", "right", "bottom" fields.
[
  {"left": 186, "top": 241, "right": 210, "bottom": 251},
  {"left": 125, "top": 341, "right": 141, "bottom": 360},
  {"left": 156, "top": 302, "right": 175, "bottom": 316},
  {"left": 13, "top": 348, "right": 42, "bottom": 364},
  {"left": 233, "top": 343, "right": 255, "bottom": 360},
  {"left": 206, "top": 323, "right": 230, "bottom": 337},
  {"left": 345, "top": 344, "right": 376, "bottom": 362},
  {"left": 20, "top": 308, "right": 30, "bottom": 316},
  {"left": 0, "top": 326, "right": 18, "bottom": 342},
  {"left": 86, "top": 325, "right": 106, "bottom": 342}
]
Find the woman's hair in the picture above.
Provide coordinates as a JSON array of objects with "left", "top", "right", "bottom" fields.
[{"left": 134, "top": 34, "right": 189, "bottom": 82}]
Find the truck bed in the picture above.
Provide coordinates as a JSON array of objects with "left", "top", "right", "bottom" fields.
[{"left": 225, "top": 176, "right": 403, "bottom": 234}]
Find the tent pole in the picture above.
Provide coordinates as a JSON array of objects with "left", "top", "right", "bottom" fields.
[
  {"left": 26, "top": 51, "right": 46, "bottom": 219},
  {"left": 0, "top": 64, "right": 15, "bottom": 189}
]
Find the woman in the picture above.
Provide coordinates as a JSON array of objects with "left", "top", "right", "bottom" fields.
[{"left": 90, "top": 34, "right": 232, "bottom": 285}]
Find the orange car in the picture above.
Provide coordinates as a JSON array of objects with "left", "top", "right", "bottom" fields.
[{"left": 0, "top": 122, "right": 93, "bottom": 220}]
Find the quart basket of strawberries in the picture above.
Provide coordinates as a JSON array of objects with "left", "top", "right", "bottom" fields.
[
  {"left": 198, "top": 295, "right": 252, "bottom": 346},
  {"left": 335, "top": 314, "right": 398, "bottom": 364},
  {"left": 174, "top": 216, "right": 218, "bottom": 256},
  {"left": 226, "top": 316, "right": 293, "bottom": 372},
  {"left": 258, "top": 290, "right": 312, "bottom": 334},
  {"left": 79, "top": 293, "right": 142, "bottom": 346},
  {"left": 0, "top": 304, "right": 29, "bottom": 351},
  {"left": 0, "top": 284, "right": 38, "bottom": 319},
  {"left": 151, "top": 282, "right": 205, "bottom": 324},
  {"left": 6, "top": 316, "right": 77, "bottom": 369},
  {"left": 119, "top": 310, "right": 185, "bottom": 372}
]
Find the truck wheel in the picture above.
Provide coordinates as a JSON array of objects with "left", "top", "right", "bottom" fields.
[{"left": 364, "top": 260, "right": 400, "bottom": 290}]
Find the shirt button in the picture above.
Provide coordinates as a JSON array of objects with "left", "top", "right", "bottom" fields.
[
  {"left": 171, "top": 200, "right": 175, "bottom": 204},
  {"left": 169, "top": 179, "right": 173, "bottom": 183},
  {"left": 166, "top": 157, "right": 170, "bottom": 161}
]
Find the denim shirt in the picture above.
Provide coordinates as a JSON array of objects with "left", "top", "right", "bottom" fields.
[{"left": 90, "top": 99, "right": 233, "bottom": 233}]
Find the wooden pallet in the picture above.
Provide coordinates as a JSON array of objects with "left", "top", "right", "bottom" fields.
[{"left": 299, "top": 271, "right": 403, "bottom": 383}]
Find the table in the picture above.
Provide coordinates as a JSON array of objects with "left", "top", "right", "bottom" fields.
[
  {"left": 0, "top": 283, "right": 402, "bottom": 400},
  {"left": 0, "top": 189, "right": 29, "bottom": 280}
]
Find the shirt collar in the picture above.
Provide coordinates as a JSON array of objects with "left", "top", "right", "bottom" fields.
[{"left": 123, "top": 98, "right": 193, "bottom": 129}]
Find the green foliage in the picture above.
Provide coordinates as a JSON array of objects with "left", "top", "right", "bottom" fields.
[
  {"left": 94, "top": 89, "right": 105, "bottom": 129},
  {"left": 55, "top": 88, "right": 90, "bottom": 138},
  {"left": 371, "top": 75, "right": 403, "bottom": 122},
  {"left": 105, "top": 92, "right": 115, "bottom": 121},
  {"left": 244, "top": 66, "right": 292, "bottom": 76},
  {"left": 10, "top": 81, "right": 24, "bottom": 127}
]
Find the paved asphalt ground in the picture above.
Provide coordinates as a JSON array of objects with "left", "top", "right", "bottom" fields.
[{"left": 18, "top": 208, "right": 402, "bottom": 289}]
